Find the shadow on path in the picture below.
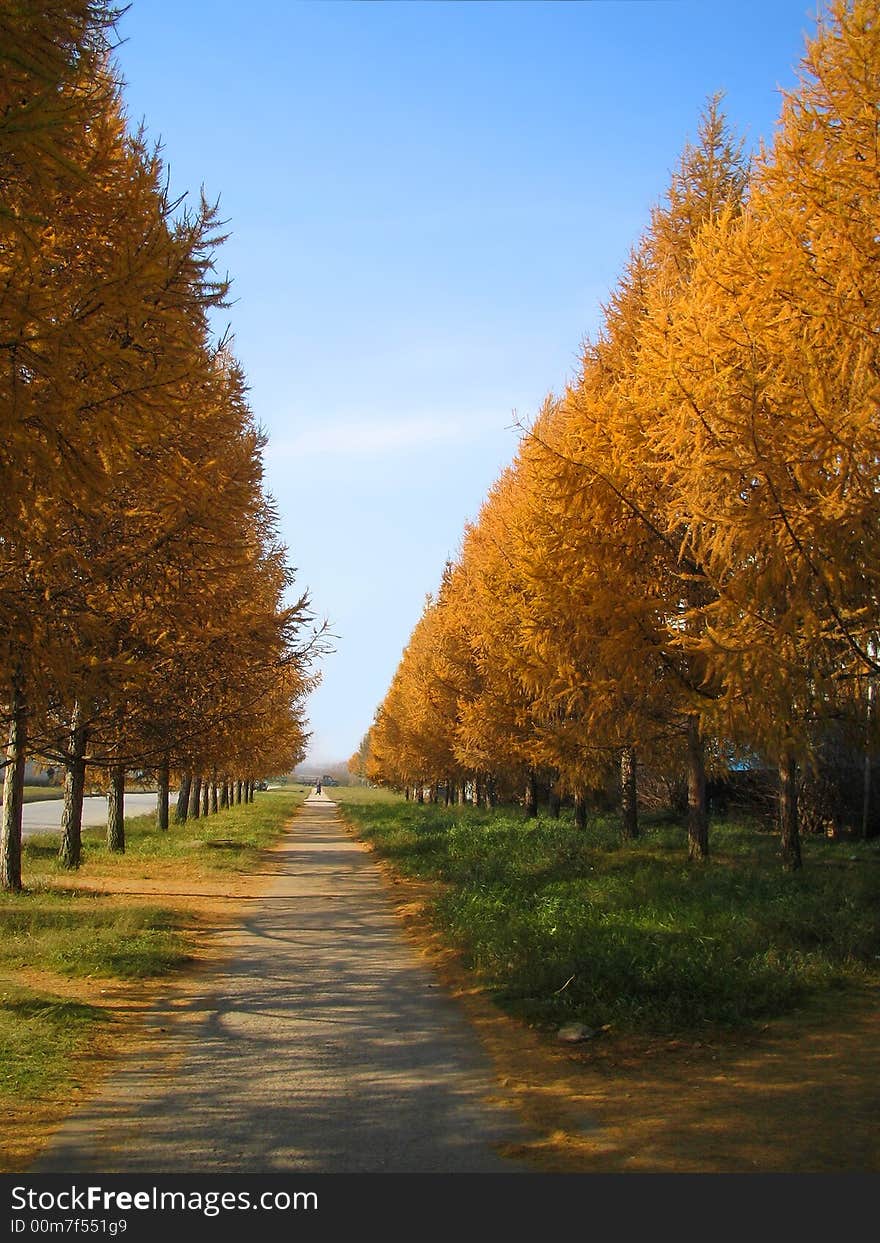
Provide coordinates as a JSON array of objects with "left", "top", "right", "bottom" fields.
[{"left": 35, "top": 803, "right": 532, "bottom": 1173}]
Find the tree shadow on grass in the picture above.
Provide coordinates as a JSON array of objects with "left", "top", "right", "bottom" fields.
[{"left": 2, "top": 992, "right": 107, "bottom": 1026}]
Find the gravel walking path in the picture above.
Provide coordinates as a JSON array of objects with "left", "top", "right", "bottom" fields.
[{"left": 35, "top": 795, "right": 529, "bottom": 1173}]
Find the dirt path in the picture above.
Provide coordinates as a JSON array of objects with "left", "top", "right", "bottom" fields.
[{"left": 33, "top": 797, "right": 531, "bottom": 1173}]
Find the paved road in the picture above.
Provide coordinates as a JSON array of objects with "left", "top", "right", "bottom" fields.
[
  {"left": 35, "top": 795, "right": 530, "bottom": 1172},
  {"left": 19, "top": 792, "right": 159, "bottom": 838}
]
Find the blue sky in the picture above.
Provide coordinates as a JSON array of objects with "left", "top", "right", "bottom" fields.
[{"left": 113, "top": 0, "right": 820, "bottom": 768}]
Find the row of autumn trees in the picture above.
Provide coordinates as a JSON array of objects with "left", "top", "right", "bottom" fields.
[
  {"left": 0, "top": 3, "right": 322, "bottom": 890},
  {"left": 353, "top": 1, "right": 880, "bottom": 870}
]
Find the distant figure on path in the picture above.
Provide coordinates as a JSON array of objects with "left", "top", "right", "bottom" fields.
[{"left": 316, "top": 781, "right": 322, "bottom": 795}]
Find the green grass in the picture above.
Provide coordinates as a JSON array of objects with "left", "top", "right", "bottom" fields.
[
  {"left": 329, "top": 783, "right": 401, "bottom": 806},
  {"left": 23, "top": 786, "right": 305, "bottom": 877},
  {"left": 0, "top": 892, "right": 190, "bottom": 979},
  {"left": 5, "top": 783, "right": 145, "bottom": 802},
  {"left": 0, "top": 986, "right": 108, "bottom": 1097},
  {"left": 339, "top": 792, "right": 880, "bottom": 1035},
  {"left": 0, "top": 889, "right": 190, "bottom": 1119},
  {"left": 22, "top": 786, "right": 64, "bottom": 803}
]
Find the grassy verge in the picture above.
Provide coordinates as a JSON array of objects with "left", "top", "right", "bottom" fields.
[
  {"left": 30, "top": 787, "right": 308, "bottom": 879},
  {"left": 0, "top": 892, "right": 189, "bottom": 979},
  {"left": 338, "top": 791, "right": 880, "bottom": 1035},
  {"left": 0, "top": 986, "right": 108, "bottom": 1099},
  {"left": 22, "top": 786, "right": 64, "bottom": 803},
  {"left": 0, "top": 787, "right": 304, "bottom": 1149},
  {"left": 331, "top": 784, "right": 400, "bottom": 806}
]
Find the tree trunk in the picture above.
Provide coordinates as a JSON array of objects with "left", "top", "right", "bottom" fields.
[
  {"left": 416, "top": 784, "right": 424, "bottom": 804},
  {"left": 484, "top": 774, "right": 497, "bottom": 810},
  {"left": 1, "top": 673, "right": 27, "bottom": 891},
  {"left": 235, "top": 780, "right": 242, "bottom": 805},
  {"left": 201, "top": 777, "right": 209, "bottom": 817},
  {"left": 156, "top": 757, "right": 170, "bottom": 831},
  {"left": 548, "top": 788, "right": 561, "bottom": 819},
  {"left": 189, "top": 774, "right": 202, "bottom": 819},
  {"left": 220, "top": 778, "right": 229, "bottom": 810},
  {"left": 444, "top": 779, "right": 451, "bottom": 807},
  {"left": 107, "top": 764, "right": 125, "bottom": 853},
  {"left": 524, "top": 769, "right": 538, "bottom": 818},
  {"left": 175, "top": 772, "right": 192, "bottom": 824},
  {"left": 620, "top": 746, "right": 639, "bottom": 840},
  {"left": 457, "top": 781, "right": 466, "bottom": 805},
  {"left": 574, "top": 789, "right": 588, "bottom": 830},
  {"left": 59, "top": 702, "right": 87, "bottom": 870},
  {"left": 862, "top": 681, "right": 873, "bottom": 839},
  {"left": 686, "top": 715, "right": 709, "bottom": 861},
  {"left": 210, "top": 775, "right": 218, "bottom": 814},
  {"left": 779, "top": 751, "right": 802, "bottom": 871}
]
